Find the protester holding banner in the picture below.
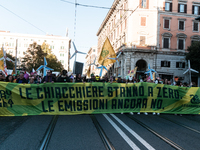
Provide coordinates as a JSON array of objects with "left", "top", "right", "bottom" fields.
[
  {"left": 41, "top": 70, "right": 56, "bottom": 83},
  {"left": 117, "top": 76, "right": 123, "bottom": 83},
  {"left": 87, "top": 74, "right": 96, "bottom": 82},
  {"left": 57, "top": 70, "right": 70, "bottom": 82},
  {"left": 0, "top": 72, "right": 5, "bottom": 81},
  {"left": 75, "top": 73, "right": 82, "bottom": 82},
  {"left": 16, "top": 72, "right": 28, "bottom": 83},
  {"left": 101, "top": 74, "right": 109, "bottom": 83},
  {"left": 6, "top": 75, "right": 16, "bottom": 83}
]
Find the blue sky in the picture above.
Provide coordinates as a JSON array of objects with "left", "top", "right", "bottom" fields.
[{"left": 0, "top": 0, "right": 114, "bottom": 69}]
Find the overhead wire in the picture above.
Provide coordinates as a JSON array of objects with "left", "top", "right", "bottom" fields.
[
  {"left": 61, "top": 0, "right": 197, "bottom": 51},
  {"left": 61, "top": 0, "right": 136, "bottom": 12},
  {"left": 74, "top": 0, "right": 77, "bottom": 42},
  {"left": 0, "top": 4, "right": 46, "bottom": 34}
]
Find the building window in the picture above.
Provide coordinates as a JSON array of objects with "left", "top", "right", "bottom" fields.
[
  {"left": 140, "top": 36, "right": 146, "bottom": 45},
  {"left": 178, "top": 4, "right": 187, "bottom": 13},
  {"left": 163, "top": 38, "right": 169, "bottom": 49},
  {"left": 193, "top": 22, "right": 199, "bottom": 32},
  {"left": 192, "top": 5, "right": 200, "bottom": 15},
  {"left": 161, "top": 61, "right": 170, "bottom": 67},
  {"left": 140, "top": 0, "right": 149, "bottom": 9},
  {"left": 191, "top": 35, "right": 200, "bottom": 45},
  {"left": 60, "top": 54, "right": 64, "bottom": 57},
  {"left": 93, "top": 49, "right": 95, "bottom": 52},
  {"left": 176, "top": 62, "right": 185, "bottom": 68},
  {"left": 161, "top": 32, "right": 172, "bottom": 49},
  {"left": 164, "top": 19, "right": 170, "bottom": 29},
  {"left": 179, "top": 20, "right": 185, "bottom": 30},
  {"left": 176, "top": 33, "right": 187, "bottom": 50},
  {"left": 165, "top": 2, "right": 172, "bottom": 12},
  {"left": 60, "top": 60, "right": 64, "bottom": 64},
  {"left": 141, "top": 17, "right": 146, "bottom": 26},
  {"left": 178, "top": 39, "right": 184, "bottom": 50}
]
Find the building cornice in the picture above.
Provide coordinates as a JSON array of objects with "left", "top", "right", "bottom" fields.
[
  {"left": 159, "top": 11, "right": 199, "bottom": 18},
  {"left": 120, "top": 47, "right": 187, "bottom": 56},
  {"left": 0, "top": 32, "right": 70, "bottom": 40},
  {"left": 96, "top": 0, "right": 120, "bottom": 36}
]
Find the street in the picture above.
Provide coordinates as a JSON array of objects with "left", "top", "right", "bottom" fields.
[{"left": 0, "top": 114, "right": 200, "bottom": 150}]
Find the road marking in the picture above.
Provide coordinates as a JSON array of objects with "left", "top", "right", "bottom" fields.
[
  {"left": 103, "top": 114, "right": 140, "bottom": 150},
  {"left": 111, "top": 114, "right": 155, "bottom": 150}
]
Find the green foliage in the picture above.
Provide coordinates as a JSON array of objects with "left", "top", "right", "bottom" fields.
[
  {"left": 41, "top": 42, "right": 52, "bottom": 54},
  {"left": 186, "top": 41, "right": 200, "bottom": 73},
  {"left": 6, "top": 53, "right": 15, "bottom": 69},
  {"left": 46, "top": 54, "right": 64, "bottom": 72},
  {"left": 21, "top": 42, "right": 64, "bottom": 73}
]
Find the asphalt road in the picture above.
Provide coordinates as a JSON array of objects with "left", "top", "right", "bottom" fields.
[{"left": 0, "top": 114, "right": 200, "bottom": 150}]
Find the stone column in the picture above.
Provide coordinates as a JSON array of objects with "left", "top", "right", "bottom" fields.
[
  {"left": 131, "top": 52, "right": 135, "bottom": 70},
  {"left": 121, "top": 55, "right": 124, "bottom": 79},
  {"left": 125, "top": 53, "right": 131, "bottom": 76}
]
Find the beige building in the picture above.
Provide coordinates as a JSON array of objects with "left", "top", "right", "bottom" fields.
[
  {"left": 0, "top": 30, "right": 71, "bottom": 70},
  {"left": 97, "top": 0, "right": 199, "bottom": 85},
  {"left": 84, "top": 46, "right": 98, "bottom": 76}
]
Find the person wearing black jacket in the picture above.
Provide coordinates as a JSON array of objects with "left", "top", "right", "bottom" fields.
[
  {"left": 75, "top": 73, "right": 82, "bottom": 82},
  {"left": 57, "top": 70, "right": 70, "bottom": 82},
  {"left": 16, "top": 72, "right": 28, "bottom": 83},
  {"left": 41, "top": 70, "right": 56, "bottom": 83},
  {"left": 0, "top": 73, "right": 5, "bottom": 82}
]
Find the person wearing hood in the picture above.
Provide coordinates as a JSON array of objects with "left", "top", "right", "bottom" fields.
[{"left": 57, "top": 70, "right": 70, "bottom": 82}]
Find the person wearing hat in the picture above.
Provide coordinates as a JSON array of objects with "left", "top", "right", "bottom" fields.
[
  {"left": 88, "top": 74, "right": 96, "bottom": 82},
  {"left": 57, "top": 70, "right": 70, "bottom": 82},
  {"left": 42, "top": 70, "right": 56, "bottom": 83}
]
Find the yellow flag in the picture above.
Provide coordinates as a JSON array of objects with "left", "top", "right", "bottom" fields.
[
  {"left": 98, "top": 37, "right": 116, "bottom": 66},
  {"left": 133, "top": 66, "right": 137, "bottom": 77},
  {"left": 87, "top": 66, "right": 91, "bottom": 78},
  {"left": 0, "top": 48, "right": 4, "bottom": 71},
  {"left": 153, "top": 72, "right": 156, "bottom": 81}
]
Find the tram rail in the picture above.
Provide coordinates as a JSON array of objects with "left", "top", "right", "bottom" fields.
[
  {"left": 38, "top": 115, "right": 58, "bottom": 150},
  {"left": 125, "top": 114, "right": 184, "bottom": 150},
  {"left": 159, "top": 116, "right": 200, "bottom": 134},
  {"left": 90, "top": 115, "right": 115, "bottom": 150}
]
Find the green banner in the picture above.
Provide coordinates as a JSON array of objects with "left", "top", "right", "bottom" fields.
[{"left": 0, "top": 82, "right": 200, "bottom": 116}]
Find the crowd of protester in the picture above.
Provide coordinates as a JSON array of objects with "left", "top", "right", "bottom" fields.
[
  {"left": 0, "top": 68, "right": 197, "bottom": 87},
  {"left": 0, "top": 69, "right": 197, "bottom": 116}
]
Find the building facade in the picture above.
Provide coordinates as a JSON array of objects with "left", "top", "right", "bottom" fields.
[
  {"left": 84, "top": 46, "right": 98, "bottom": 76},
  {"left": 0, "top": 30, "right": 71, "bottom": 70},
  {"left": 97, "top": 0, "right": 200, "bottom": 84}
]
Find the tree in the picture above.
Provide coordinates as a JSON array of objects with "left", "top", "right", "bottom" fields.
[
  {"left": 21, "top": 42, "right": 64, "bottom": 73},
  {"left": 41, "top": 42, "right": 52, "bottom": 54},
  {"left": 42, "top": 42, "right": 63, "bottom": 72},
  {"left": 46, "top": 54, "right": 64, "bottom": 72},
  {"left": 186, "top": 41, "right": 200, "bottom": 73},
  {"left": 6, "top": 53, "right": 15, "bottom": 69}
]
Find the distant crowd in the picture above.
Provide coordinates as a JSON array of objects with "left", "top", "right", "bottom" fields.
[{"left": 0, "top": 68, "right": 197, "bottom": 87}]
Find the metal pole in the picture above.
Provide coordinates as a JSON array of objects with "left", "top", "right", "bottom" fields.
[
  {"left": 74, "top": 52, "right": 77, "bottom": 74},
  {"left": 190, "top": 70, "right": 192, "bottom": 86},
  {"left": 15, "top": 39, "right": 18, "bottom": 74}
]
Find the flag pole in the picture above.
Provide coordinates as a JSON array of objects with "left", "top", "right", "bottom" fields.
[
  {"left": 190, "top": 70, "right": 192, "bottom": 86},
  {"left": 15, "top": 39, "right": 18, "bottom": 74}
]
